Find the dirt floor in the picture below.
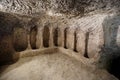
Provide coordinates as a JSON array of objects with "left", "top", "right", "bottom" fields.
[{"left": 0, "top": 48, "right": 118, "bottom": 80}]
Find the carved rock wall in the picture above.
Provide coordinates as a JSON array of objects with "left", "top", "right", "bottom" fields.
[
  {"left": 0, "top": 0, "right": 120, "bottom": 16},
  {"left": 0, "top": 12, "right": 119, "bottom": 67},
  {"left": 0, "top": 0, "right": 120, "bottom": 79}
]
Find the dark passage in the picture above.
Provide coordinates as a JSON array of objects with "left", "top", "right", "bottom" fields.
[
  {"left": 13, "top": 27, "right": 28, "bottom": 52},
  {"left": 74, "top": 30, "right": 77, "bottom": 52},
  {"left": 30, "top": 26, "right": 37, "bottom": 49},
  {"left": 109, "top": 56, "right": 120, "bottom": 79},
  {"left": 53, "top": 27, "right": 59, "bottom": 46},
  {"left": 43, "top": 26, "right": 50, "bottom": 47},
  {"left": 84, "top": 32, "right": 89, "bottom": 58},
  {"left": 102, "top": 15, "right": 120, "bottom": 79},
  {"left": 64, "top": 28, "right": 68, "bottom": 49}
]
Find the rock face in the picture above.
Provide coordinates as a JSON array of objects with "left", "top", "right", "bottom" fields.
[
  {"left": 0, "top": 0, "right": 120, "bottom": 80},
  {"left": 0, "top": 0, "right": 120, "bottom": 16}
]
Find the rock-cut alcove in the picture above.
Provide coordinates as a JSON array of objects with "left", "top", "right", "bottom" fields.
[{"left": 0, "top": 0, "right": 120, "bottom": 80}]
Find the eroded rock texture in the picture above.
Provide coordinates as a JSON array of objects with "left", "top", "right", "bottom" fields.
[
  {"left": 0, "top": 0, "right": 120, "bottom": 16},
  {"left": 0, "top": 0, "right": 120, "bottom": 80}
]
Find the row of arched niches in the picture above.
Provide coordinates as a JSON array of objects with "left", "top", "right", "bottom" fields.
[{"left": 12, "top": 23, "right": 101, "bottom": 59}]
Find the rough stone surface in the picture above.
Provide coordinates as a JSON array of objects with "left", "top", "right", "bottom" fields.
[
  {"left": 0, "top": 0, "right": 120, "bottom": 80},
  {"left": 0, "top": 0, "right": 120, "bottom": 16}
]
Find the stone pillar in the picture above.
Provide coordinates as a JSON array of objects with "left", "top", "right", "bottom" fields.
[{"left": 76, "top": 28, "right": 85, "bottom": 55}]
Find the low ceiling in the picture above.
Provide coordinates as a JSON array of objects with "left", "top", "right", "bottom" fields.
[{"left": 0, "top": 0, "right": 120, "bottom": 16}]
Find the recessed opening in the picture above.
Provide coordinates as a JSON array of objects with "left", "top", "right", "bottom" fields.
[
  {"left": 108, "top": 56, "right": 120, "bottom": 79},
  {"left": 13, "top": 27, "right": 28, "bottom": 52},
  {"left": 53, "top": 27, "right": 59, "bottom": 46},
  {"left": 74, "top": 30, "right": 77, "bottom": 52},
  {"left": 30, "top": 26, "right": 38, "bottom": 49},
  {"left": 43, "top": 26, "right": 50, "bottom": 47},
  {"left": 84, "top": 32, "right": 89, "bottom": 58},
  {"left": 64, "top": 28, "right": 68, "bottom": 49}
]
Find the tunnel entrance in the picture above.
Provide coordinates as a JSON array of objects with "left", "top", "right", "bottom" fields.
[{"left": 108, "top": 56, "right": 120, "bottom": 79}]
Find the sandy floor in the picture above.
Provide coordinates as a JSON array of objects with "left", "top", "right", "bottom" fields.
[{"left": 0, "top": 49, "right": 118, "bottom": 80}]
